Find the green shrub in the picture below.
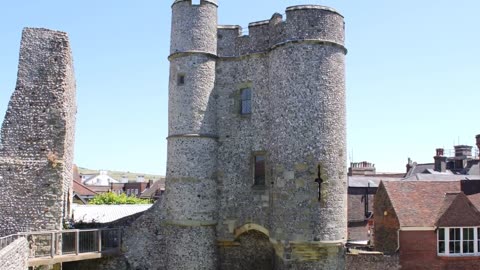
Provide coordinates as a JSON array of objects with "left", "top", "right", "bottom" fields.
[{"left": 89, "top": 192, "right": 152, "bottom": 205}]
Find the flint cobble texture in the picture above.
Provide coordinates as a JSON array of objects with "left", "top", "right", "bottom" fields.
[
  {"left": 0, "top": 238, "right": 29, "bottom": 270},
  {"left": 78, "top": 2, "right": 348, "bottom": 269},
  {"left": 0, "top": 28, "right": 76, "bottom": 236}
]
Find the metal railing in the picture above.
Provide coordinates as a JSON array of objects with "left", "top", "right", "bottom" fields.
[
  {"left": 0, "top": 234, "right": 24, "bottom": 251},
  {"left": 17, "top": 228, "right": 121, "bottom": 259}
]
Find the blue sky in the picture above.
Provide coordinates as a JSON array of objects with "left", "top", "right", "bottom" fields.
[{"left": 0, "top": 0, "right": 479, "bottom": 175}]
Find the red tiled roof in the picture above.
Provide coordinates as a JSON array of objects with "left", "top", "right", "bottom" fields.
[
  {"left": 467, "top": 193, "right": 480, "bottom": 211},
  {"left": 140, "top": 180, "right": 165, "bottom": 199},
  {"left": 382, "top": 181, "right": 460, "bottom": 227},
  {"left": 73, "top": 180, "right": 97, "bottom": 196},
  {"left": 436, "top": 192, "right": 480, "bottom": 227}
]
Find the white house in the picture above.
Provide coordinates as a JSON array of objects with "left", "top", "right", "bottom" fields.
[{"left": 82, "top": 170, "right": 119, "bottom": 186}]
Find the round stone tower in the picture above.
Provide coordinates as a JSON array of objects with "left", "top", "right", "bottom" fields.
[
  {"left": 268, "top": 5, "right": 348, "bottom": 269},
  {"left": 166, "top": 0, "right": 218, "bottom": 269}
]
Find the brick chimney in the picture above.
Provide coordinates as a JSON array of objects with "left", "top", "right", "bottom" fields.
[
  {"left": 348, "top": 161, "right": 376, "bottom": 176},
  {"left": 434, "top": 148, "right": 447, "bottom": 172}
]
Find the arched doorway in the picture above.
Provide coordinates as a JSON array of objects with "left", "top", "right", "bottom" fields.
[{"left": 220, "top": 224, "right": 274, "bottom": 270}]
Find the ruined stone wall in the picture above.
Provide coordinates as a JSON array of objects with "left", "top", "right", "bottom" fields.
[
  {"left": 0, "top": 28, "right": 76, "bottom": 236},
  {"left": 0, "top": 238, "right": 29, "bottom": 270}
]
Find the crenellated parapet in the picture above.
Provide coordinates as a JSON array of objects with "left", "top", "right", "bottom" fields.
[{"left": 217, "top": 5, "right": 346, "bottom": 58}]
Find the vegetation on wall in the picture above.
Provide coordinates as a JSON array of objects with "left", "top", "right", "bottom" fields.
[{"left": 89, "top": 192, "right": 152, "bottom": 205}]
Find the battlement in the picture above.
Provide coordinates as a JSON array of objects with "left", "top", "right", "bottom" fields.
[
  {"left": 172, "top": 0, "right": 217, "bottom": 7},
  {"left": 217, "top": 5, "right": 346, "bottom": 58}
]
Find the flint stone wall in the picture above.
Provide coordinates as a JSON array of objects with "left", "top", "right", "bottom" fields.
[
  {"left": 0, "top": 27, "right": 76, "bottom": 236},
  {"left": 0, "top": 238, "right": 29, "bottom": 270},
  {"left": 346, "top": 253, "right": 401, "bottom": 270},
  {"left": 67, "top": 3, "right": 348, "bottom": 269}
]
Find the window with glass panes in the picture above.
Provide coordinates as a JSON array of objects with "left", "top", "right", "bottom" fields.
[
  {"left": 254, "top": 154, "right": 265, "bottom": 186},
  {"left": 449, "top": 228, "right": 461, "bottom": 254},
  {"left": 438, "top": 227, "right": 479, "bottom": 256},
  {"left": 463, "top": 228, "right": 474, "bottom": 254},
  {"left": 240, "top": 88, "right": 251, "bottom": 114},
  {"left": 438, "top": 228, "right": 445, "bottom": 254}
]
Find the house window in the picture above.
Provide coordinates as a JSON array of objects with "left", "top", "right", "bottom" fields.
[
  {"left": 438, "top": 227, "right": 478, "bottom": 256},
  {"left": 463, "top": 228, "right": 474, "bottom": 253},
  {"left": 478, "top": 228, "right": 480, "bottom": 252},
  {"left": 438, "top": 228, "right": 445, "bottom": 254},
  {"left": 240, "top": 88, "right": 251, "bottom": 114},
  {"left": 449, "top": 228, "right": 461, "bottom": 254},
  {"left": 254, "top": 154, "right": 265, "bottom": 186}
]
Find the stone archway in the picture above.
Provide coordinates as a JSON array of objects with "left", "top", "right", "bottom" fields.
[{"left": 220, "top": 224, "right": 275, "bottom": 270}]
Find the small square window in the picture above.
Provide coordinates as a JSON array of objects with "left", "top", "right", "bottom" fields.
[
  {"left": 254, "top": 154, "right": 265, "bottom": 186},
  {"left": 240, "top": 88, "right": 251, "bottom": 114},
  {"left": 177, "top": 74, "right": 185, "bottom": 86}
]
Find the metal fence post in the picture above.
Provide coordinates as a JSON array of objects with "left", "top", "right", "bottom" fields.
[
  {"left": 97, "top": 230, "right": 102, "bottom": 253},
  {"left": 75, "top": 229, "right": 80, "bottom": 255}
]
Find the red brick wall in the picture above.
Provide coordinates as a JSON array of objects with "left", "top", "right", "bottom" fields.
[
  {"left": 400, "top": 230, "right": 480, "bottom": 270},
  {"left": 373, "top": 183, "right": 400, "bottom": 254}
]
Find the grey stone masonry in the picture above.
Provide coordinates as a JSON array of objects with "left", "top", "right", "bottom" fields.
[
  {"left": 0, "top": 28, "right": 76, "bottom": 236},
  {"left": 78, "top": 3, "right": 347, "bottom": 269},
  {"left": 0, "top": 238, "right": 29, "bottom": 270},
  {"left": 215, "top": 5, "right": 347, "bottom": 270},
  {"left": 167, "top": 1, "right": 347, "bottom": 269},
  {"left": 166, "top": 0, "right": 219, "bottom": 269}
]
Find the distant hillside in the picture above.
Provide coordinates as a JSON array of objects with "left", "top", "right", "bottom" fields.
[{"left": 77, "top": 167, "right": 164, "bottom": 182}]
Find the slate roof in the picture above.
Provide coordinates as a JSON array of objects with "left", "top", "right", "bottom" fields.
[
  {"left": 464, "top": 160, "right": 480, "bottom": 175},
  {"left": 72, "top": 204, "right": 153, "bottom": 223},
  {"left": 405, "top": 163, "right": 435, "bottom": 178},
  {"left": 382, "top": 181, "right": 461, "bottom": 227},
  {"left": 349, "top": 176, "right": 403, "bottom": 188},
  {"left": 349, "top": 177, "right": 381, "bottom": 188},
  {"left": 402, "top": 173, "right": 472, "bottom": 181}
]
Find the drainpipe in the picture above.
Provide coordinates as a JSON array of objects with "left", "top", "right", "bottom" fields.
[{"left": 396, "top": 228, "right": 400, "bottom": 252}]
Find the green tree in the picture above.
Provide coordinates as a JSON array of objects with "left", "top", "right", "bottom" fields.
[{"left": 89, "top": 192, "right": 152, "bottom": 205}]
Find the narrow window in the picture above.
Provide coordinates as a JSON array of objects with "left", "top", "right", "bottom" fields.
[
  {"left": 438, "top": 228, "right": 445, "bottom": 254},
  {"left": 254, "top": 154, "right": 265, "bottom": 186},
  {"left": 478, "top": 228, "right": 480, "bottom": 253},
  {"left": 192, "top": 0, "right": 201, "bottom": 5},
  {"left": 240, "top": 88, "right": 252, "bottom": 114},
  {"left": 449, "top": 228, "right": 461, "bottom": 254},
  {"left": 177, "top": 74, "right": 185, "bottom": 86},
  {"left": 463, "top": 228, "right": 474, "bottom": 253}
]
